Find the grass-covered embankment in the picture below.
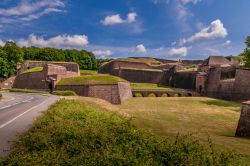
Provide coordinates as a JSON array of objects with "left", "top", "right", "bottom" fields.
[
  {"left": 0, "top": 99, "right": 244, "bottom": 165},
  {"left": 9, "top": 88, "right": 49, "bottom": 94},
  {"left": 58, "top": 75, "right": 126, "bottom": 86},
  {"left": 52, "top": 90, "right": 77, "bottom": 96},
  {"left": 80, "top": 70, "right": 97, "bottom": 75},
  {"left": 21, "top": 67, "right": 44, "bottom": 75},
  {"left": 131, "top": 83, "right": 174, "bottom": 91}
]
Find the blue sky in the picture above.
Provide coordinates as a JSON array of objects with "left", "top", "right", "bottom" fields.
[{"left": 0, "top": 0, "right": 249, "bottom": 60}]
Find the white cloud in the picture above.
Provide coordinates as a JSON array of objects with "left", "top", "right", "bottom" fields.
[
  {"left": 0, "top": 39, "right": 5, "bottom": 46},
  {"left": 180, "top": 0, "right": 201, "bottom": 5},
  {"left": 101, "top": 14, "right": 124, "bottom": 26},
  {"left": 17, "top": 34, "right": 89, "bottom": 49},
  {"left": 135, "top": 44, "right": 147, "bottom": 53},
  {"left": 183, "top": 19, "right": 227, "bottom": 44},
  {"left": 101, "top": 12, "right": 137, "bottom": 26},
  {"left": 0, "top": 0, "right": 64, "bottom": 16},
  {"left": 168, "top": 47, "right": 188, "bottom": 56},
  {"left": 155, "top": 47, "right": 164, "bottom": 52},
  {"left": 93, "top": 50, "right": 113, "bottom": 58},
  {"left": 0, "top": 0, "right": 65, "bottom": 23},
  {"left": 127, "top": 12, "right": 137, "bottom": 23},
  {"left": 223, "top": 40, "right": 231, "bottom": 45}
]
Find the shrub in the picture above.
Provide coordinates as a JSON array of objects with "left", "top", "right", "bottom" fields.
[
  {"left": 148, "top": 93, "right": 157, "bottom": 97},
  {"left": 52, "top": 90, "right": 77, "bottom": 96},
  {"left": 161, "top": 93, "right": 169, "bottom": 97},
  {"left": 0, "top": 93, "right": 2, "bottom": 99},
  {"left": 134, "top": 93, "right": 143, "bottom": 97}
]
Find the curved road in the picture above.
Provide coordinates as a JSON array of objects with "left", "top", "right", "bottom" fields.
[{"left": 0, "top": 92, "right": 59, "bottom": 157}]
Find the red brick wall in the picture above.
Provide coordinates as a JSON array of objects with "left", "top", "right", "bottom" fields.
[
  {"left": 56, "top": 82, "right": 132, "bottom": 104},
  {"left": 13, "top": 71, "right": 48, "bottom": 90}
]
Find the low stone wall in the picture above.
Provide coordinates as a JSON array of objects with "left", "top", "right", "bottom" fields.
[
  {"left": 13, "top": 71, "right": 48, "bottom": 90},
  {"left": 56, "top": 82, "right": 132, "bottom": 104},
  {"left": 132, "top": 89, "right": 198, "bottom": 97},
  {"left": 236, "top": 101, "right": 250, "bottom": 137}
]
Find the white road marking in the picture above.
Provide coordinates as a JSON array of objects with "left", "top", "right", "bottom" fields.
[
  {"left": 0, "top": 97, "right": 34, "bottom": 110},
  {"left": 0, "top": 98, "right": 49, "bottom": 129}
]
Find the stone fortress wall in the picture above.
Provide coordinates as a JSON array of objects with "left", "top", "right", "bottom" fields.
[
  {"left": 56, "top": 82, "right": 132, "bottom": 104},
  {"left": 196, "top": 65, "right": 250, "bottom": 101},
  {"left": 13, "top": 61, "right": 80, "bottom": 90}
]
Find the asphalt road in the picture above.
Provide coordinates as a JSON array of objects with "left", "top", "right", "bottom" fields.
[{"left": 0, "top": 92, "right": 59, "bottom": 157}]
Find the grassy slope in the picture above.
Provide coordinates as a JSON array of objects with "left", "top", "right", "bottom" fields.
[
  {"left": 57, "top": 75, "right": 126, "bottom": 85},
  {"left": 21, "top": 67, "right": 44, "bottom": 74},
  {"left": 1, "top": 99, "right": 244, "bottom": 165},
  {"left": 69, "top": 97, "right": 250, "bottom": 160},
  {"left": 120, "top": 98, "right": 250, "bottom": 157},
  {"left": 131, "top": 83, "right": 174, "bottom": 91},
  {"left": 80, "top": 70, "right": 97, "bottom": 75},
  {"left": 9, "top": 88, "right": 49, "bottom": 94}
]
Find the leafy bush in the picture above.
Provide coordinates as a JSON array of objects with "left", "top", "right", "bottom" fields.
[
  {"left": 161, "top": 93, "right": 169, "bottom": 97},
  {"left": 148, "top": 93, "right": 157, "bottom": 97},
  {"left": 0, "top": 93, "right": 2, "bottom": 100},
  {"left": 134, "top": 93, "right": 143, "bottom": 97},
  {"left": 52, "top": 90, "right": 77, "bottom": 96}
]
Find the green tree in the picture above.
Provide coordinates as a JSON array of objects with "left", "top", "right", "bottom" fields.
[
  {"left": 0, "top": 50, "right": 9, "bottom": 77},
  {"left": 2, "top": 41, "right": 24, "bottom": 76},
  {"left": 38, "top": 48, "right": 65, "bottom": 61},
  {"left": 244, "top": 36, "right": 250, "bottom": 67}
]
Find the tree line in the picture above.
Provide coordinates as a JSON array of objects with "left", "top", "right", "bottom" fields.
[
  {"left": 0, "top": 41, "right": 100, "bottom": 78},
  {"left": 242, "top": 36, "right": 250, "bottom": 67}
]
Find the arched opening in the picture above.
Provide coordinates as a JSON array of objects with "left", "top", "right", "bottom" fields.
[
  {"left": 161, "top": 93, "right": 169, "bottom": 97},
  {"left": 174, "top": 93, "right": 181, "bottom": 97},
  {"left": 134, "top": 93, "right": 143, "bottom": 97},
  {"left": 148, "top": 93, "right": 157, "bottom": 97}
]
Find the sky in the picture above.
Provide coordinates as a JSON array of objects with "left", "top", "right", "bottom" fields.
[{"left": 0, "top": 0, "right": 249, "bottom": 60}]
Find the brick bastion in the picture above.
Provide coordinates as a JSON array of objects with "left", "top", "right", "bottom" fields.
[{"left": 55, "top": 76, "right": 132, "bottom": 104}]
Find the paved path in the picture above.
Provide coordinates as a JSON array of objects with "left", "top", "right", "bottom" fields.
[{"left": 0, "top": 92, "right": 59, "bottom": 157}]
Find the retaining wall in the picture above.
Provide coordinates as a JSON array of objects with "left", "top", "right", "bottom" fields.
[{"left": 56, "top": 82, "right": 132, "bottom": 104}]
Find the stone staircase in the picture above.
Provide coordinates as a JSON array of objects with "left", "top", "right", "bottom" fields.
[{"left": 0, "top": 76, "right": 15, "bottom": 89}]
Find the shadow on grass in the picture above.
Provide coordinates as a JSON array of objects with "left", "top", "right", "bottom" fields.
[{"left": 201, "top": 100, "right": 242, "bottom": 110}]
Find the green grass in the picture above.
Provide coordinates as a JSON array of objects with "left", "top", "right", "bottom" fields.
[
  {"left": 0, "top": 99, "right": 244, "bottom": 165},
  {"left": 202, "top": 100, "right": 242, "bottom": 110},
  {"left": 131, "top": 83, "right": 174, "bottom": 91},
  {"left": 57, "top": 75, "right": 126, "bottom": 86},
  {"left": 21, "top": 67, "right": 44, "bottom": 74},
  {"left": 117, "top": 97, "right": 250, "bottom": 158},
  {"left": 52, "top": 90, "right": 77, "bottom": 96},
  {"left": 9, "top": 88, "right": 49, "bottom": 94},
  {"left": 80, "top": 70, "right": 97, "bottom": 75}
]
